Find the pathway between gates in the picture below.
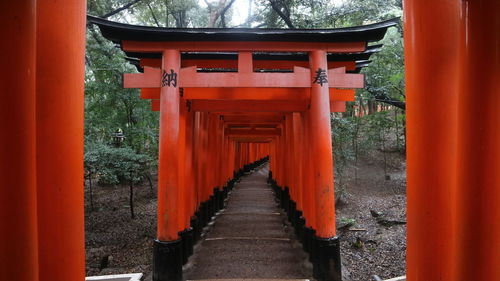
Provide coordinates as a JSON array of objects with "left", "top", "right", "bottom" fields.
[{"left": 184, "top": 163, "right": 312, "bottom": 280}]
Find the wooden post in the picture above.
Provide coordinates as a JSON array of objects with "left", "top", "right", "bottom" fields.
[
  {"left": 154, "top": 49, "right": 183, "bottom": 281},
  {"left": 185, "top": 109, "right": 195, "bottom": 219},
  {"left": 309, "top": 50, "right": 340, "bottom": 281},
  {"left": 403, "top": 1, "right": 462, "bottom": 280},
  {"left": 0, "top": 2, "right": 38, "bottom": 280},
  {"left": 456, "top": 1, "right": 499, "bottom": 280},
  {"left": 185, "top": 108, "right": 197, "bottom": 252},
  {"left": 36, "top": 1, "right": 86, "bottom": 281},
  {"left": 293, "top": 113, "right": 304, "bottom": 212},
  {"left": 207, "top": 114, "right": 218, "bottom": 213},
  {"left": 194, "top": 112, "right": 202, "bottom": 209},
  {"left": 309, "top": 50, "right": 336, "bottom": 237},
  {"left": 302, "top": 111, "right": 315, "bottom": 229},
  {"left": 177, "top": 98, "right": 191, "bottom": 266},
  {"left": 178, "top": 99, "right": 187, "bottom": 231}
]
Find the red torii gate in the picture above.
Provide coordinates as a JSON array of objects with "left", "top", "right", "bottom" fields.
[
  {"left": 1, "top": 1, "right": 499, "bottom": 281},
  {"left": 87, "top": 15, "right": 397, "bottom": 281}
]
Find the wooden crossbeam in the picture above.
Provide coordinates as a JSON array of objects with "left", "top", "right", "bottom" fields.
[
  {"left": 140, "top": 58, "right": 357, "bottom": 71},
  {"left": 330, "top": 101, "right": 346, "bottom": 112},
  {"left": 222, "top": 114, "right": 285, "bottom": 123},
  {"left": 151, "top": 100, "right": 346, "bottom": 113},
  {"left": 140, "top": 87, "right": 355, "bottom": 102},
  {"left": 191, "top": 100, "right": 308, "bottom": 112},
  {"left": 122, "top": 40, "right": 366, "bottom": 53},
  {"left": 226, "top": 124, "right": 278, "bottom": 129},
  {"left": 229, "top": 138, "right": 273, "bottom": 143},
  {"left": 224, "top": 128, "right": 282, "bottom": 136},
  {"left": 124, "top": 66, "right": 364, "bottom": 89}
]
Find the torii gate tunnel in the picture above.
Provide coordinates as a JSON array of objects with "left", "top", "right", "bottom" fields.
[
  {"left": 89, "top": 14, "right": 395, "bottom": 281},
  {"left": 0, "top": 1, "right": 499, "bottom": 281}
]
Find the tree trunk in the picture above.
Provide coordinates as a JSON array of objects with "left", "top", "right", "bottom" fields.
[
  {"left": 403, "top": 120, "right": 407, "bottom": 154},
  {"left": 129, "top": 183, "right": 135, "bottom": 219},
  {"left": 367, "top": 100, "right": 376, "bottom": 115},
  {"left": 146, "top": 172, "right": 153, "bottom": 191},
  {"left": 353, "top": 101, "right": 362, "bottom": 183},
  {"left": 380, "top": 130, "right": 388, "bottom": 179},
  {"left": 394, "top": 109, "right": 401, "bottom": 150},
  {"left": 100, "top": 0, "right": 142, "bottom": 19},
  {"left": 89, "top": 175, "right": 94, "bottom": 211},
  {"left": 268, "top": 0, "right": 296, "bottom": 29}
]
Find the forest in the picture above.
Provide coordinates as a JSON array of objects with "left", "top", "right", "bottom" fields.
[{"left": 84, "top": 1, "right": 407, "bottom": 280}]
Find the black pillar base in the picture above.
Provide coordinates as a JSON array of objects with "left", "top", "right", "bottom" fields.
[
  {"left": 312, "top": 236, "right": 342, "bottom": 281},
  {"left": 208, "top": 195, "right": 215, "bottom": 218},
  {"left": 178, "top": 228, "right": 194, "bottom": 264},
  {"left": 310, "top": 232, "right": 318, "bottom": 263},
  {"left": 268, "top": 171, "right": 273, "bottom": 183},
  {"left": 288, "top": 200, "right": 297, "bottom": 225},
  {"left": 222, "top": 185, "right": 228, "bottom": 200},
  {"left": 217, "top": 188, "right": 225, "bottom": 210},
  {"left": 284, "top": 187, "right": 290, "bottom": 212},
  {"left": 295, "top": 212, "right": 304, "bottom": 237},
  {"left": 199, "top": 202, "right": 208, "bottom": 228},
  {"left": 190, "top": 215, "right": 201, "bottom": 242},
  {"left": 302, "top": 225, "right": 315, "bottom": 253},
  {"left": 153, "top": 239, "right": 183, "bottom": 281},
  {"left": 213, "top": 188, "right": 220, "bottom": 213}
]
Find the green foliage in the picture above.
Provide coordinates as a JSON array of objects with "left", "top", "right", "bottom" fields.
[
  {"left": 84, "top": 143, "right": 151, "bottom": 186},
  {"left": 365, "top": 111, "right": 392, "bottom": 144},
  {"left": 129, "top": 0, "right": 204, "bottom": 27},
  {"left": 340, "top": 217, "right": 356, "bottom": 225},
  {"left": 85, "top": 21, "right": 159, "bottom": 160},
  {"left": 331, "top": 113, "right": 357, "bottom": 174},
  {"left": 360, "top": 27, "right": 405, "bottom": 109}
]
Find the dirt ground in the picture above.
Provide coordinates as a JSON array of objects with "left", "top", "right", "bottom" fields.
[
  {"left": 85, "top": 180, "right": 157, "bottom": 276},
  {"left": 85, "top": 152, "right": 406, "bottom": 280},
  {"left": 336, "top": 152, "right": 407, "bottom": 281}
]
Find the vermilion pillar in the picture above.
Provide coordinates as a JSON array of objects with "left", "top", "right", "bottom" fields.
[
  {"left": 178, "top": 99, "right": 187, "bottom": 231},
  {"left": 309, "top": 50, "right": 336, "bottom": 237},
  {"left": 36, "top": 1, "right": 86, "bottom": 281},
  {"left": 185, "top": 109, "right": 195, "bottom": 221},
  {"left": 403, "top": 1, "right": 462, "bottom": 280},
  {"left": 0, "top": 2, "right": 38, "bottom": 281},
  {"left": 154, "top": 49, "right": 183, "bottom": 281},
  {"left": 177, "top": 98, "right": 192, "bottom": 266},
  {"left": 302, "top": 111, "right": 315, "bottom": 230},
  {"left": 309, "top": 50, "right": 340, "bottom": 281},
  {"left": 456, "top": 1, "right": 499, "bottom": 280},
  {"left": 194, "top": 112, "right": 202, "bottom": 207},
  {"left": 292, "top": 112, "right": 304, "bottom": 219},
  {"left": 292, "top": 113, "right": 304, "bottom": 213}
]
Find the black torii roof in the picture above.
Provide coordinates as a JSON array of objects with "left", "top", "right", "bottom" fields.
[
  {"left": 88, "top": 15, "right": 398, "bottom": 72},
  {"left": 88, "top": 16, "right": 399, "bottom": 44}
]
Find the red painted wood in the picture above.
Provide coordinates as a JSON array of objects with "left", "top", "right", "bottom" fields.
[
  {"left": 36, "top": 1, "right": 87, "bottom": 280},
  {"left": 141, "top": 58, "right": 357, "bottom": 71},
  {"left": 190, "top": 100, "right": 308, "bottom": 112},
  {"left": 123, "top": 40, "right": 366, "bottom": 52},
  {"left": 225, "top": 128, "right": 282, "bottom": 136},
  {"left": 0, "top": 2, "right": 38, "bottom": 280},
  {"left": 157, "top": 50, "right": 182, "bottom": 241},
  {"left": 309, "top": 50, "right": 336, "bottom": 238},
  {"left": 143, "top": 87, "right": 354, "bottom": 102}
]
